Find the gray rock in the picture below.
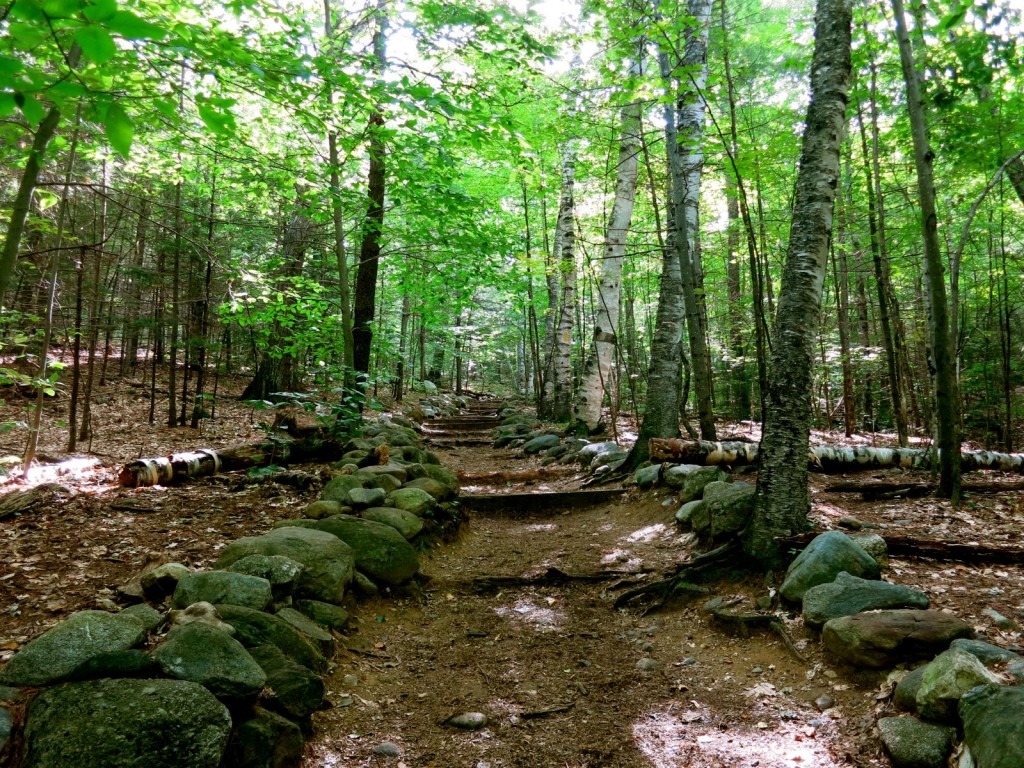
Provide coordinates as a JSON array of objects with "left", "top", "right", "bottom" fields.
[
  {"left": 446, "top": 712, "right": 488, "bottom": 730},
  {"left": 387, "top": 487, "right": 436, "bottom": 516},
  {"left": 373, "top": 742, "right": 402, "bottom": 757},
  {"left": 663, "top": 464, "right": 702, "bottom": 488},
  {"left": 23, "top": 679, "right": 231, "bottom": 768},
  {"left": 802, "top": 572, "right": 929, "bottom": 629},
  {"left": 422, "top": 380, "right": 437, "bottom": 394},
  {"left": 153, "top": 623, "right": 266, "bottom": 700},
  {"left": 356, "top": 463, "right": 409, "bottom": 483},
  {"left": 960, "top": 685, "right": 1024, "bottom": 768},
  {"left": 169, "top": 602, "right": 235, "bottom": 634},
  {"left": 321, "top": 474, "right": 365, "bottom": 503},
  {"left": 780, "top": 531, "right": 881, "bottom": 604},
  {"left": 140, "top": 562, "right": 190, "bottom": 600},
  {"left": 274, "top": 608, "right": 335, "bottom": 656},
  {"left": 304, "top": 500, "right": 344, "bottom": 520},
  {"left": 314, "top": 515, "right": 419, "bottom": 585},
  {"left": 351, "top": 570, "right": 380, "bottom": 598},
  {"left": 225, "top": 555, "right": 303, "bottom": 600},
  {"left": 849, "top": 532, "right": 889, "bottom": 569},
  {"left": 248, "top": 645, "right": 325, "bottom": 721},
  {"left": 294, "top": 599, "right": 350, "bottom": 631},
  {"left": 691, "top": 481, "right": 755, "bottom": 538},
  {"left": 665, "top": 465, "right": 728, "bottom": 503},
  {"left": 878, "top": 716, "right": 955, "bottom": 768},
  {"left": 0, "top": 610, "right": 146, "bottom": 687},
  {"left": 950, "top": 638, "right": 1022, "bottom": 666},
  {"left": 347, "top": 487, "right": 387, "bottom": 508},
  {"left": 894, "top": 666, "right": 928, "bottom": 713},
  {"left": 171, "top": 571, "right": 273, "bottom": 611},
  {"left": 577, "top": 441, "right": 621, "bottom": 467},
  {"left": 402, "top": 477, "right": 452, "bottom": 501},
  {"left": 675, "top": 500, "right": 704, "bottom": 526},
  {"left": 634, "top": 464, "right": 661, "bottom": 490},
  {"left": 214, "top": 526, "right": 355, "bottom": 605},
  {"left": 362, "top": 506, "right": 424, "bottom": 540},
  {"left": 225, "top": 706, "right": 304, "bottom": 768},
  {"left": 822, "top": 610, "right": 974, "bottom": 669},
  {"left": 119, "top": 603, "right": 166, "bottom": 633},
  {"left": 214, "top": 604, "right": 324, "bottom": 672},
  {"left": 592, "top": 449, "right": 628, "bottom": 470},
  {"left": 0, "top": 705, "right": 11, "bottom": 757},
  {"left": 523, "top": 434, "right": 561, "bottom": 454},
  {"left": 916, "top": 647, "right": 1002, "bottom": 723},
  {"left": 421, "top": 464, "right": 460, "bottom": 495},
  {"left": 66, "top": 649, "right": 160, "bottom": 681},
  {"left": 352, "top": 471, "right": 403, "bottom": 495},
  {"left": 635, "top": 657, "right": 661, "bottom": 672}
]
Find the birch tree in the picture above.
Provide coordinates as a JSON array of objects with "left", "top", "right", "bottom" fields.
[
  {"left": 745, "top": 0, "right": 852, "bottom": 565},
  {"left": 550, "top": 145, "right": 578, "bottom": 422},
  {"left": 571, "top": 55, "right": 643, "bottom": 434}
]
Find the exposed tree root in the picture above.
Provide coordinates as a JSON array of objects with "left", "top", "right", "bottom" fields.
[
  {"left": 612, "top": 541, "right": 738, "bottom": 614},
  {"left": 703, "top": 597, "right": 806, "bottom": 663},
  {"left": 471, "top": 566, "right": 651, "bottom": 594}
]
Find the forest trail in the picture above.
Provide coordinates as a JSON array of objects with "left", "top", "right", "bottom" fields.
[{"left": 305, "top": 406, "right": 873, "bottom": 768}]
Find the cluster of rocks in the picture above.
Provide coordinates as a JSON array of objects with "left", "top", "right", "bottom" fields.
[
  {"left": 779, "top": 530, "right": 1023, "bottom": 768},
  {"left": 493, "top": 417, "right": 630, "bottom": 474},
  {"left": 0, "top": 412, "right": 461, "bottom": 768},
  {"left": 403, "top": 386, "right": 472, "bottom": 421}
]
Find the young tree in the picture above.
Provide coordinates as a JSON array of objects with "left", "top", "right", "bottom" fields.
[{"left": 745, "top": 0, "right": 852, "bottom": 566}]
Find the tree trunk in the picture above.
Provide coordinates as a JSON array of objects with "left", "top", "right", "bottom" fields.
[
  {"left": 745, "top": 0, "right": 852, "bottom": 566},
  {"left": 571, "top": 58, "right": 642, "bottom": 434},
  {"left": 352, "top": 0, "right": 389, "bottom": 379},
  {"left": 890, "top": 0, "right": 961, "bottom": 501},
  {"left": 550, "top": 146, "right": 578, "bottom": 422}
]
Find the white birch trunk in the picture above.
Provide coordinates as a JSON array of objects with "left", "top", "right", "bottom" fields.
[
  {"left": 571, "top": 61, "right": 643, "bottom": 434},
  {"left": 551, "top": 146, "right": 577, "bottom": 422}
]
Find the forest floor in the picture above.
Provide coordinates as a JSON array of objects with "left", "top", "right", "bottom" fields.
[{"left": 0, "top": 369, "right": 1023, "bottom": 767}]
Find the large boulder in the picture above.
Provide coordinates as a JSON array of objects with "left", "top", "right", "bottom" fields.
[
  {"left": 171, "top": 571, "right": 273, "bottom": 611},
  {"left": 314, "top": 515, "right": 419, "bottom": 585},
  {"left": 387, "top": 487, "right": 436, "bottom": 517},
  {"left": 402, "top": 477, "right": 452, "bottom": 502},
  {"left": 523, "top": 434, "right": 561, "bottom": 454},
  {"left": 273, "top": 608, "right": 335, "bottom": 657},
  {"left": 916, "top": 647, "right": 1002, "bottom": 723},
  {"left": 294, "top": 600, "right": 349, "bottom": 631},
  {"left": 153, "top": 623, "right": 267, "bottom": 701},
  {"left": 802, "top": 572, "right": 929, "bottom": 629},
  {"left": 576, "top": 442, "right": 621, "bottom": 467},
  {"left": 214, "top": 605, "right": 324, "bottom": 672},
  {"left": 950, "top": 638, "right": 1022, "bottom": 666},
  {"left": 347, "top": 487, "right": 387, "bottom": 509},
  {"left": 877, "top": 716, "right": 955, "bottom": 768},
  {"left": 362, "top": 506, "right": 424, "bottom": 540},
  {"left": 421, "top": 464, "right": 459, "bottom": 496},
  {"left": 664, "top": 465, "right": 727, "bottom": 502},
  {"left": 821, "top": 610, "right": 974, "bottom": 669},
  {"left": 960, "top": 685, "right": 1024, "bottom": 768},
  {"left": 893, "top": 666, "right": 928, "bottom": 713},
  {"left": 140, "top": 562, "right": 190, "bottom": 601},
  {"left": 214, "top": 526, "right": 355, "bottom": 605},
  {"left": 23, "top": 678, "right": 231, "bottom": 768},
  {"left": 320, "top": 474, "right": 365, "bottom": 503},
  {"left": 780, "top": 531, "right": 881, "bottom": 604},
  {"left": 691, "top": 481, "right": 755, "bottom": 538},
  {"left": 356, "top": 464, "right": 409, "bottom": 483},
  {"left": 247, "top": 645, "right": 325, "bottom": 721},
  {"left": 225, "top": 555, "right": 304, "bottom": 601},
  {"left": 0, "top": 610, "right": 146, "bottom": 687},
  {"left": 633, "top": 464, "right": 661, "bottom": 490}
]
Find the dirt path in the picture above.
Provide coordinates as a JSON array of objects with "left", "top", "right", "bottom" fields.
[{"left": 306, "top": 432, "right": 880, "bottom": 768}]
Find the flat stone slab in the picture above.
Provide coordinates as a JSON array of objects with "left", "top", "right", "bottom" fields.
[
  {"left": 878, "top": 716, "right": 955, "bottom": 768},
  {"left": 960, "top": 685, "right": 1024, "bottom": 768},
  {"left": 802, "top": 572, "right": 929, "bottom": 629},
  {"left": 822, "top": 609, "right": 974, "bottom": 669}
]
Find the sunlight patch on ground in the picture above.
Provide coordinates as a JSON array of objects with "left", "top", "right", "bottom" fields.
[
  {"left": 625, "top": 523, "right": 668, "bottom": 543},
  {"left": 632, "top": 706, "right": 842, "bottom": 768},
  {"left": 494, "top": 597, "right": 565, "bottom": 632},
  {"left": 600, "top": 548, "right": 645, "bottom": 571},
  {"left": 522, "top": 523, "right": 558, "bottom": 532}
]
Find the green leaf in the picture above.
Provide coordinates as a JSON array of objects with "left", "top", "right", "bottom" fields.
[
  {"left": 0, "top": 94, "right": 17, "bottom": 119},
  {"left": 103, "top": 102, "right": 133, "bottom": 156},
  {"left": 197, "top": 103, "right": 236, "bottom": 137},
  {"left": 8, "top": 22, "right": 49, "bottom": 50},
  {"left": 938, "top": 3, "right": 969, "bottom": 30},
  {"left": 75, "top": 26, "right": 117, "bottom": 64},
  {"left": 17, "top": 93, "right": 44, "bottom": 126},
  {"left": 42, "top": 0, "right": 79, "bottom": 18},
  {"left": 82, "top": 0, "right": 116, "bottom": 22},
  {"left": 0, "top": 56, "right": 22, "bottom": 79},
  {"left": 106, "top": 9, "right": 165, "bottom": 40},
  {"left": 35, "top": 189, "right": 59, "bottom": 211}
]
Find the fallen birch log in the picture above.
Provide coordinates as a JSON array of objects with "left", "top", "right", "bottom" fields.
[
  {"left": 118, "top": 438, "right": 331, "bottom": 487},
  {"left": 648, "top": 438, "right": 1024, "bottom": 474}
]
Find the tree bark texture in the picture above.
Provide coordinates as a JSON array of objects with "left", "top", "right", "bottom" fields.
[
  {"left": 550, "top": 146, "right": 578, "bottom": 422},
  {"left": 746, "top": 0, "right": 852, "bottom": 565},
  {"left": 572, "top": 61, "right": 642, "bottom": 434},
  {"left": 890, "top": 0, "right": 961, "bottom": 501}
]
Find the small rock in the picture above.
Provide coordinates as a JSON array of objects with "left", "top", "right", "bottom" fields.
[
  {"left": 633, "top": 463, "right": 661, "bottom": 490},
  {"left": 372, "top": 742, "right": 402, "bottom": 757},
  {"left": 878, "top": 716, "right": 955, "bottom": 768},
  {"left": 342, "top": 674, "right": 359, "bottom": 687},
  {"left": 838, "top": 516, "right": 863, "bottom": 530},
  {"left": 169, "top": 602, "right": 235, "bottom": 634},
  {"left": 814, "top": 694, "right": 835, "bottom": 711},
  {"left": 446, "top": 712, "right": 488, "bottom": 730},
  {"left": 682, "top": 657, "right": 697, "bottom": 666},
  {"left": 982, "top": 608, "right": 1019, "bottom": 631},
  {"left": 635, "top": 658, "right": 661, "bottom": 672}
]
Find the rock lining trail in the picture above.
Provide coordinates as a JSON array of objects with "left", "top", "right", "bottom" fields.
[{"left": 305, "top": 405, "right": 868, "bottom": 768}]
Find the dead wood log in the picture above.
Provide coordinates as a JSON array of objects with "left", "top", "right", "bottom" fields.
[
  {"left": 0, "top": 483, "right": 68, "bottom": 520},
  {"left": 471, "top": 566, "right": 649, "bottom": 593},
  {"left": 649, "top": 439, "right": 1024, "bottom": 474},
  {"left": 825, "top": 480, "right": 1024, "bottom": 500},
  {"left": 778, "top": 532, "right": 1024, "bottom": 565},
  {"left": 118, "top": 438, "right": 333, "bottom": 487}
]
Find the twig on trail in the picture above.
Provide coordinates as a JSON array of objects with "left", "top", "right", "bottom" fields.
[
  {"left": 471, "top": 566, "right": 651, "bottom": 593},
  {"left": 520, "top": 702, "right": 574, "bottom": 719},
  {"left": 612, "top": 541, "right": 738, "bottom": 614},
  {"left": 703, "top": 597, "right": 806, "bottom": 663},
  {"left": 580, "top": 470, "right": 628, "bottom": 488}
]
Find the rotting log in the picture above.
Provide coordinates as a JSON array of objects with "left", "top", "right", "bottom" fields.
[
  {"left": 825, "top": 480, "right": 1024, "bottom": 499},
  {"left": 118, "top": 438, "right": 332, "bottom": 487},
  {"left": 778, "top": 532, "right": 1024, "bottom": 566},
  {"left": 649, "top": 439, "right": 1024, "bottom": 474},
  {"left": 0, "top": 483, "right": 69, "bottom": 520}
]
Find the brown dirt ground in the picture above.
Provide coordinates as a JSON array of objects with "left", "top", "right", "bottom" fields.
[{"left": 1, "top": 370, "right": 1023, "bottom": 768}]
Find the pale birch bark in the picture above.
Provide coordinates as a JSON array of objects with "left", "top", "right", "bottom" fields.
[
  {"left": 891, "top": 0, "right": 961, "bottom": 501},
  {"left": 571, "top": 60, "right": 643, "bottom": 434},
  {"left": 551, "top": 147, "right": 578, "bottom": 422},
  {"left": 745, "top": 0, "right": 852, "bottom": 565}
]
